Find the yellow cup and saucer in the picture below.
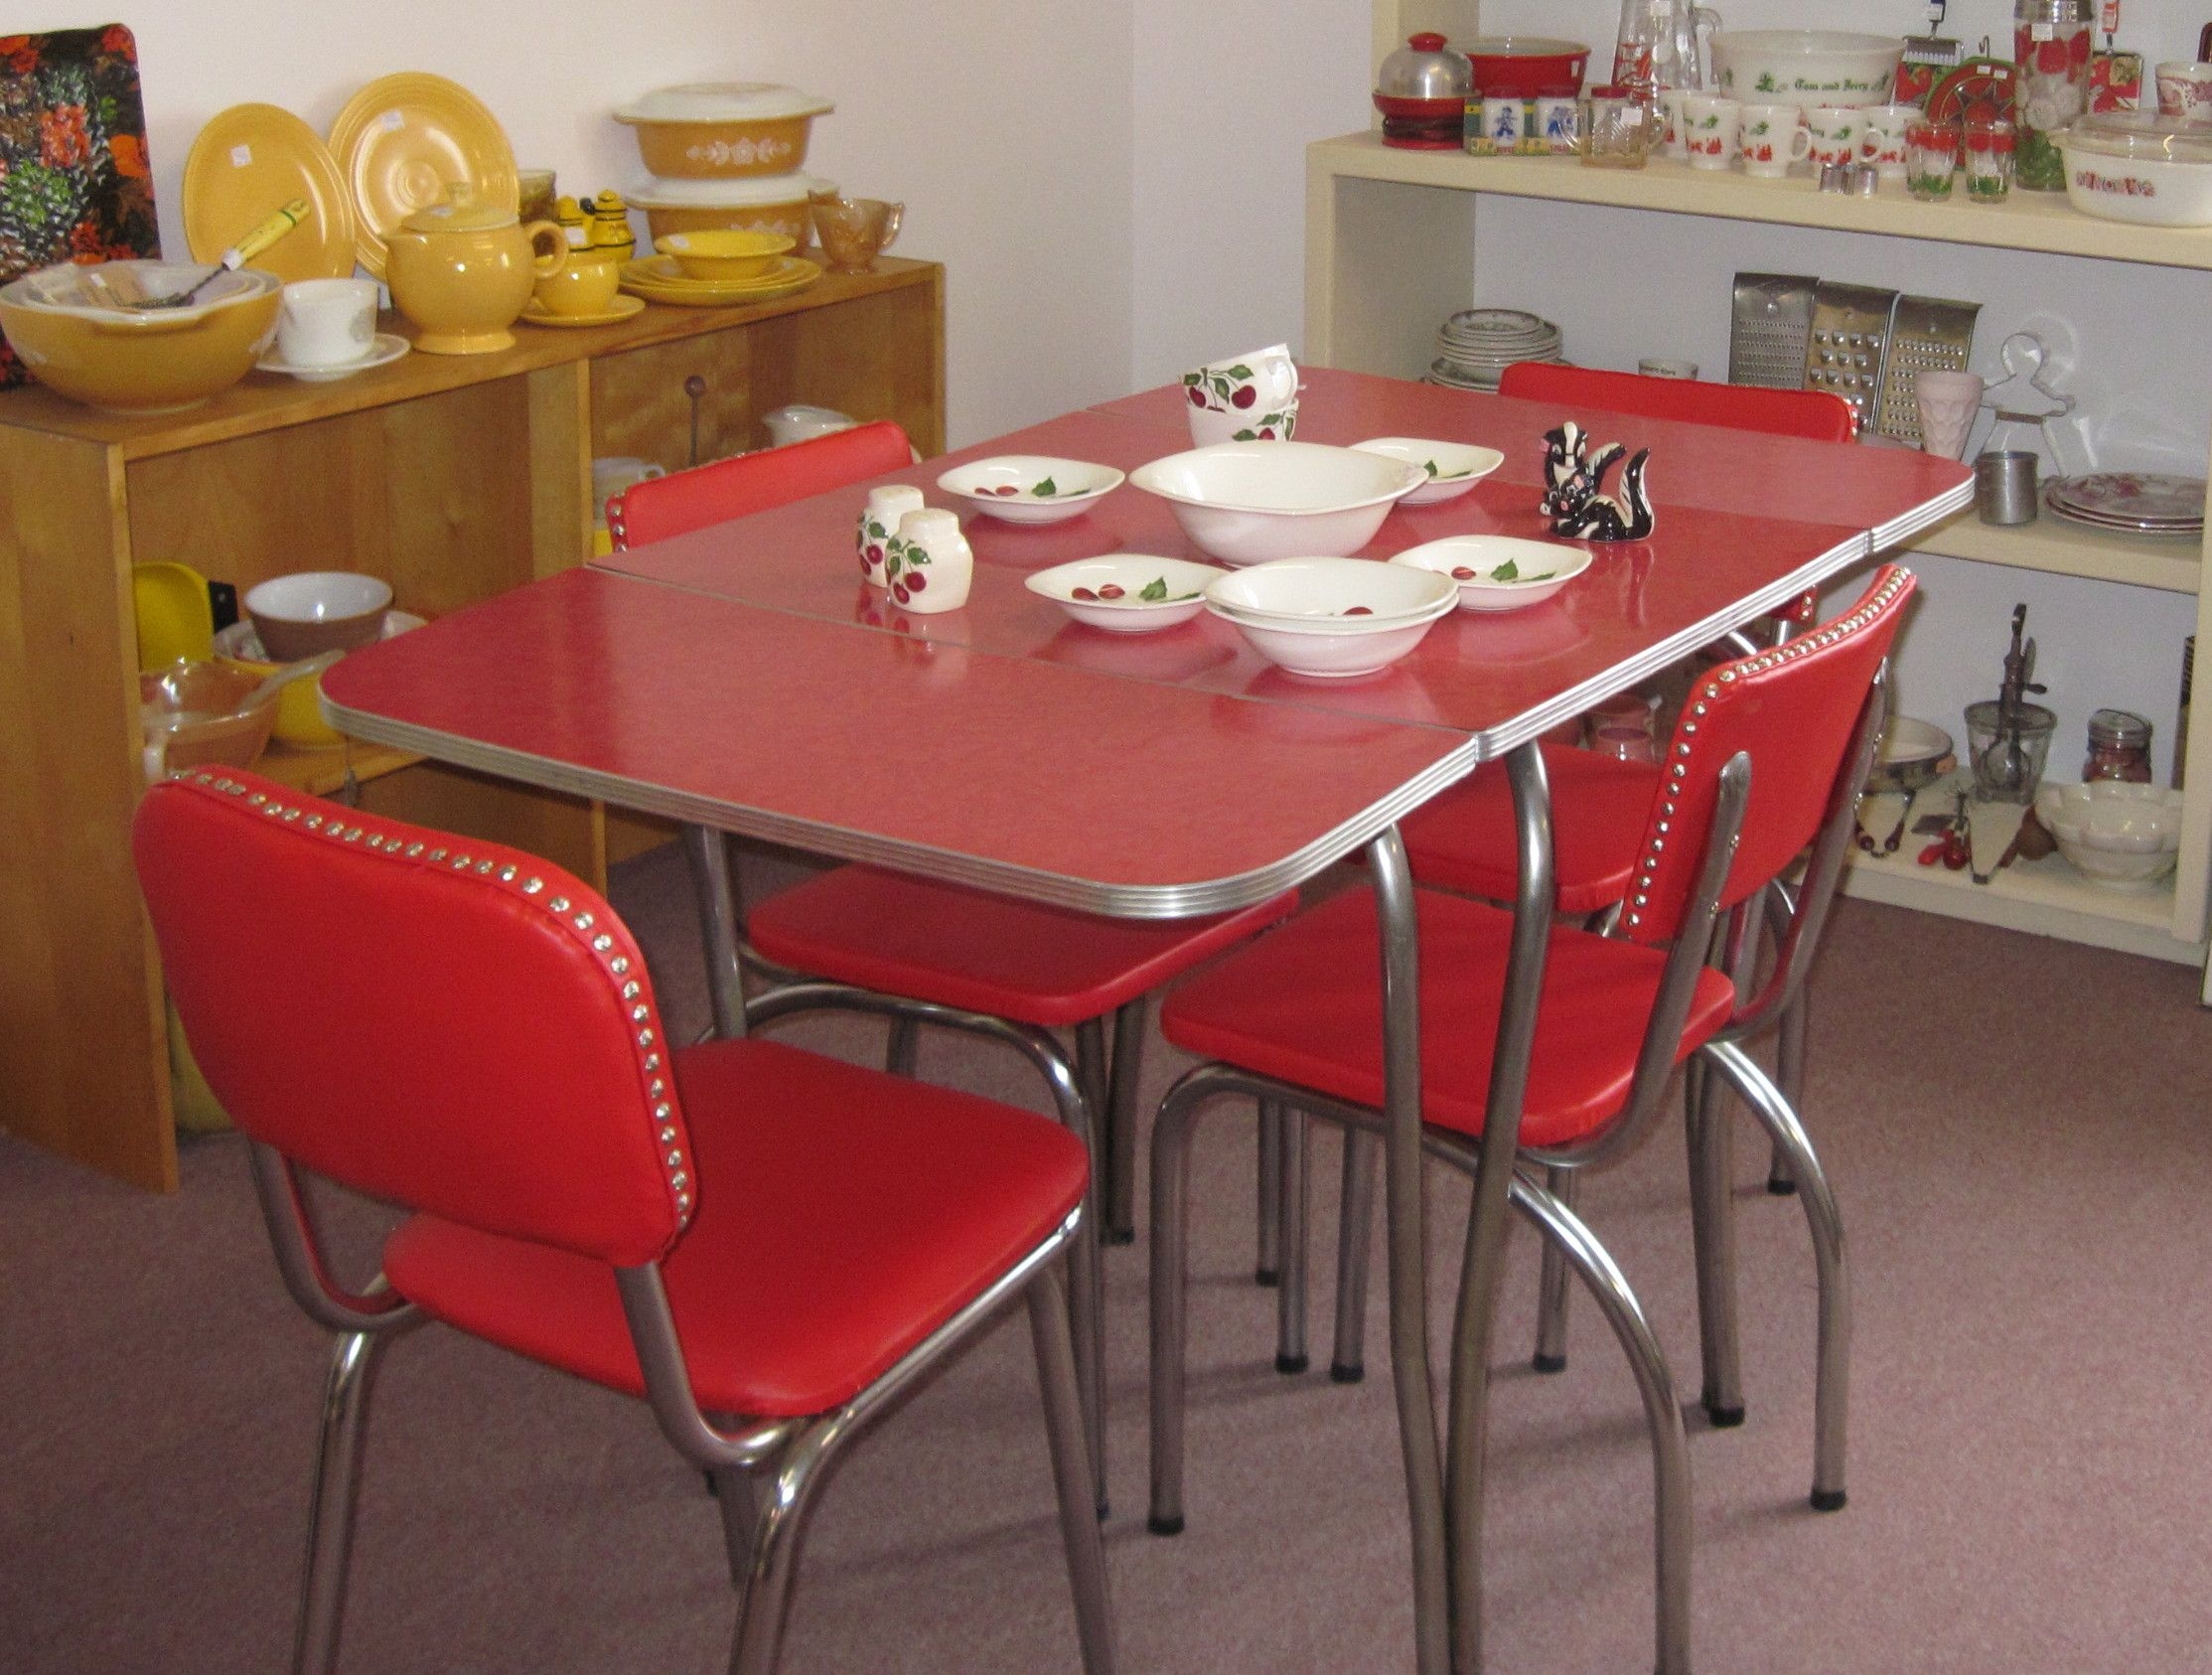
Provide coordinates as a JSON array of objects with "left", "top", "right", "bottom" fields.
[{"left": 523, "top": 253, "right": 645, "bottom": 328}]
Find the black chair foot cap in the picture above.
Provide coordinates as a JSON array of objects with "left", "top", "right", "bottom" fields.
[
  {"left": 1329, "top": 1361, "right": 1365, "bottom": 1385},
  {"left": 1275, "top": 1352, "right": 1309, "bottom": 1375},
  {"left": 1705, "top": 1402, "right": 1747, "bottom": 1428},
  {"left": 1147, "top": 1513, "right": 1185, "bottom": 1537},
  {"left": 1766, "top": 1177, "right": 1799, "bottom": 1196},
  {"left": 1096, "top": 1499, "right": 1110, "bottom": 1521},
  {"left": 1254, "top": 1267, "right": 1279, "bottom": 1287},
  {"left": 1811, "top": 1488, "right": 1846, "bottom": 1513},
  {"left": 1102, "top": 1227, "right": 1135, "bottom": 1247},
  {"left": 1533, "top": 1352, "right": 1567, "bottom": 1375}
]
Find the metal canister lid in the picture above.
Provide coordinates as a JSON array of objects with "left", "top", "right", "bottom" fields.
[
  {"left": 2087, "top": 707, "right": 2152, "bottom": 747},
  {"left": 2014, "top": 0, "right": 2092, "bottom": 24}
]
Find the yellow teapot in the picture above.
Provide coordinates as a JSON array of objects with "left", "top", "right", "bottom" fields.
[{"left": 386, "top": 189, "right": 566, "bottom": 356}]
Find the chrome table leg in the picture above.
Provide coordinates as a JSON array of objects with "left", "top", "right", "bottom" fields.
[
  {"left": 884, "top": 1017, "right": 921, "bottom": 1077},
  {"left": 1031, "top": 1264, "right": 1118, "bottom": 1674},
  {"left": 1255, "top": 1100, "right": 1283, "bottom": 1286},
  {"left": 680, "top": 825, "right": 747, "bottom": 1041},
  {"left": 1276, "top": 1108, "right": 1310, "bottom": 1374},
  {"left": 1531, "top": 1164, "right": 1577, "bottom": 1374}
]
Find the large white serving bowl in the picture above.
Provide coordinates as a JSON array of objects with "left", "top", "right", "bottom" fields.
[
  {"left": 1711, "top": 31, "right": 1904, "bottom": 109},
  {"left": 2034, "top": 782, "right": 2184, "bottom": 889},
  {"left": 1024, "top": 554, "right": 1220, "bottom": 633},
  {"left": 1204, "top": 554, "right": 1458, "bottom": 627},
  {"left": 1129, "top": 440, "right": 1425, "bottom": 564},
  {"left": 1350, "top": 436, "right": 1507, "bottom": 505},
  {"left": 1390, "top": 534, "right": 1591, "bottom": 611},
  {"left": 936, "top": 454, "right": 1125, "bottom": 525}
]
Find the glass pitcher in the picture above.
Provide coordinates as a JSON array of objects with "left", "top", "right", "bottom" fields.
[{"left": 1611, "top": 0, "right": 1722, "bottom": 94}]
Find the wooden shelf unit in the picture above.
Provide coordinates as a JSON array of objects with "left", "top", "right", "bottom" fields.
[
  {"left": 1308, "top": 39, "right": 2212, "bottom": 967},
  {"left": 0, "top": 259, "right": 945, "bottom": 1190}
]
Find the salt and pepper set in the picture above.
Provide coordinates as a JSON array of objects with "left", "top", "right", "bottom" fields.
[{"left": 856, "top": 486, "right": 972, "bottom": 613}]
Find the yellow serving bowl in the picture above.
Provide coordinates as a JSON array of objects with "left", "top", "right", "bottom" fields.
[
  {"left": 213, "top": 611, "right": 426, "bottom": 747},
  {"left": 654, "top": 229, "right": 796, "bottom": 282},
  {"left": 0, "top": 262, "right": 280, "bottom": 412}
]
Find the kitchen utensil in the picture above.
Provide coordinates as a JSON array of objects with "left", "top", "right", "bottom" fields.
[
  {"left": 1461, "top": 38, "right": 1591, "bottom": 97},
  {"left": 2058, "top": 111, "right": 2212, "bottom": 225},
  {"left": 1804, "top": 280, "right": 1898, "bottom": 434},
  {"left": 810, "top": 197, "right": 903, "bottom": 273},
  {"left": 1855, "top": 790, "right": 1911, "bottom": 853},
  {"left": 1711, "top": 30, "right": 1905, "bottom": 107},
  {"left": 328, "top": 72, "right": 519, "bottom": 279},
  {"left": 1580, "top": 87, "right": 1653, "bottom": 167},
  {"left": 0, "top": 263, "right": 282, "bottom": 413},
  {"left": 1901, "top": 0, "right": 1966, "bottom": 102},
  {"left": 1729, "top": 272, "right": 1818, "bottom": 388},
  {"left": 1376, "top": 33, "right": 1475, "bottom": 148},
  {"left": 185, "top": 104, "right": 359, "bottom": 284},
  {"left": 1976, "top": 449, "right": 2040, "bottom": 522},
  {"left": 613, "top": 82, "right": 833, "bottom": 179},
  {"left": 1967, "top": 602, "right": 2056, "bottom": 803}
]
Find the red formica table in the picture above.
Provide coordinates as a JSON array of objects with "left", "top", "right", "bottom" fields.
[{"left": 323, "top": 368, "right": 1971, "bottom": 1674}]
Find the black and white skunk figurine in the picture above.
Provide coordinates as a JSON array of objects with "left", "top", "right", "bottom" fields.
[{"left": 1540, "top": 421, "right": 1656, "bottom": 540}]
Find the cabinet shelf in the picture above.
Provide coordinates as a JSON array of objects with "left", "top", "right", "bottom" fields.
[
  {"left": 1310, "top": 133, "right": 2212, "bottom": 272},
  {"left": 254, "top": 739, "right": 421, "bottom": 799},
  {"left": 1841, "top": 843, "right": 2199, "bottom": 964},
  {"left": 1901, "top": 506, "right": 2202, "bottom": 594}
]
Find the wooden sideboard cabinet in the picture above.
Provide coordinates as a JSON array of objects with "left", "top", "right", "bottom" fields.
[{"left": 0, "top": 258, "right": 945, "bottom": 1190}]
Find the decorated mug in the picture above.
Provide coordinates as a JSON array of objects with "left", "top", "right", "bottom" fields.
[
  {"left": 1806, "top": 106, "right": 1862, "bottom": 170},
  {"left": 1683, "top": 94, "right": 1740, "bottom": 170},
  {"left": 1184, "top": 344, "right": 1301, "bottom": 445},
  {"left": 857, "top": 484, "right": 925, "bottom": 588},
  {"left": 886, "top": 507, "right": 972, "bottom": 612},
  {"left": 1855, "top": 103, "right": 1917, "bottom": 179},
  {"left": 1738, "top": 104, "right": 1812, "bottom": 178},
  {"left": 2155, "top": 61, "right": 2212, "bottom": 123},
  {"left": 1658, "top": 89, "right": 1692, "bottom": 159}
]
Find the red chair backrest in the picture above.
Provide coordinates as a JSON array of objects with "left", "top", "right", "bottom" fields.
[
  {"left": 133, "top": 771, "right": 694, "bottom": 1267},
  {"left": 1498, "top": 363, "right": 1857, "bottom": 442},
  {"left": 608, "top": 419, "right": 915, "bottom": 548},
  {"left": 1620, "top": 564, "right": 1915, "bottom": 946}
]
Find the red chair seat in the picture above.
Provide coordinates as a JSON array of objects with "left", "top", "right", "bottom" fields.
[
  {"left": 1160, "top": 887, "right": 1736, "bottom": 1150},
  {"left": 746, "top": 866, "right": 1297, "bottom": 1027},
  {"left": 1399, "top": 746, "right": 1663, "bottom": 914},
  {"left": 384, "top": 1037, "right": 1088, "bottom": 1417}
]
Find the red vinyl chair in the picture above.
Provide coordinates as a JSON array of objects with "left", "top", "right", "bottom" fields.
[
  {"left": 134, "top": 770, "right": 1113, "bottom": 1675},
  {"left": 1496, "top": 361, "right": 1859, "bottom": 441},
  {"left": 609, "top": 421, "right": 1299, "bottom": 1493},
  {"left": 1146, "top": 568, "right": 1914, "bottom": 1672}
]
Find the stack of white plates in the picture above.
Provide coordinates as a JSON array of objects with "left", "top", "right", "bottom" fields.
[
  {"left": 1428, "top": 308, "right": 1564, "bottom": 392},
  {"left": 2043, "top": 472, "right": 2206, "bottom": 537}
]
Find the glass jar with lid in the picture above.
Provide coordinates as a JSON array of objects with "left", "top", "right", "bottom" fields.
[
  {"left": 2013, "top": 0, "right": 2093, "bottom": 191},
  {"left": 2083, "top": 708, "right": 2154, "bottom": 782}
]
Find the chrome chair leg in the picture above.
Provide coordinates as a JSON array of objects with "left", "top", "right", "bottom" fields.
[
  {"left": 1102, "top": 999, "right": 1147, "bottom": 1246},
  {"left": 1275, "top": 1108, "right": 1309, "bottom": 1374},
  {"left": 680, "top": 825, "right": 749, "bottom": 1042},
  {"left": 1146, "top": 1068, "right": 1208, "bottom": 1536},
  {"left": 726, "top": 1419, "right": 838, "bottom": 1675},
  {"left": 1509, "top": 1173, "right": 1693, "bottom": 1675},
  {"left": 1254, "top": 1100, "right": 1283, "bottom": 1286},
  {"left": 1704, "top": 1038, "right": 1851, "bottom": 1511},
  {"left": 1685, "top": 1056, "right": 1746, "bottom": 1428},
  {"left": 1530, "top": 1164, "right": 1577, "bottom": 1374},
  {"left": 1029, "top": 1264, "right": 1118, "bottom": 1674},
  {"left": 292, "top": 1329, "right": 391, "bottom": 1675},
  {"left": 1330, "top": 1131, "right": 1378, "bottom": 1384},
  {"left": 884, "top": 1017, "right": 921, "bottom": 1077},
  {"left": 1767, "top": 991, "right": 1808, "bottom": 1195},
  {"left": 708, "top": 1460, "right": 761, "bottom": 1592}
]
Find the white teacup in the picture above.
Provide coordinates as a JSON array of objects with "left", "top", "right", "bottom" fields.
[
  {"left": 1683, "top": 94, "right": 1739, "bottom": 170},
  {"left": 887, "top": 507, "right": 972, "bottom": 613},
  {"left": 1858, "top": 103, "right": 1917, "bottom": 178},
  {"left": 1185, "top": 344, "right": 1300, "bottom": 445},
  {"left": 1806, "top": 105, "right": 1863, "bottom": 171},
  {"left": 1738, "top": 104, "right": 1812, "bottom": 178},
  {"left": 858, "top": 485, "right": 925, "bottom": 589},
  {"left": 1658, "top": 89, "right": 1692, "bottom": 159},
  {"left": 276, "top": 277, "right": 378, "bottom": 369},
  {"left": 2156, "top": 61, "right": 2212, "bottom": 123}
]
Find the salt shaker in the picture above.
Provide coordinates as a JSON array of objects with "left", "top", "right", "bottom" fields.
[
  {"left": 887, "top": 508, "right": 972, "bottom": 612},
  {"left": 857, "top": 485, "right": 925, "bottom": 589}
]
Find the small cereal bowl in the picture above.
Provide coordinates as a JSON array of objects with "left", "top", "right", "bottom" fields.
[
  {"left": 1204, "top": 554, "right": 1460, "bottom": 627},
  {"left": 1390, "top": 535, "right": 1591, "bottom": 611},
  {"left": 1025, "top": 554, "right": 1220, "bottom": 633},
  {"left": 244, "top": 571, "right": 394, "bottom": 662},
  {"left": 1216, "top": 612, "right": 1446, "bottom": 680},
  {"left": 936, "top": 455, "right": 1125, "bottom": 525},
  {"left": 1350, "top": 437, "right": 1507, "bottom": 505},
  {"left": 653, "top": 228, "right": 796, "bottom": 281}
]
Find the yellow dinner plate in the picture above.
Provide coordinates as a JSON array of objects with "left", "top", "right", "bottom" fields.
[
  {"left": 327, "top": 72, "right": 517, "bottom": 279},
  {"left": 618, "top": 254, "right": 822, "bottom": 307},
  {"left": 518, "top": 294, "right": 647, "bottom": 329},
  {"left": 183, "top": 104, "right": 358, "bottom": 283},
  {"left": 131, "top": 561, "right": 215, "bottom": 673}
]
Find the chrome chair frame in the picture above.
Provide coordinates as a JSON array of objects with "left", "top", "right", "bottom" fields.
[{"left": 250, "top": 1142, "right": 1114, "bottom": 1675}]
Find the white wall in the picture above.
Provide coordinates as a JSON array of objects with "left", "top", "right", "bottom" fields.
[{"left": 13, "top": 0, "right": 1135, "bottom": 446}]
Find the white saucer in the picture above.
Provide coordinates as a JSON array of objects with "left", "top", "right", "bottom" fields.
[{"left": 256, "top": 333, "right": 411, "bottom": 383}]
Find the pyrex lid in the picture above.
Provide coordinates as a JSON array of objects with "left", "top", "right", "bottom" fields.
[
  {"left": 625, "top": 172, "right": 836, "bottom": 208},
  {"left": 615, "top": 82, "right": 834, "bottom": 124},
  {"left": 2062, "top": 110, "right": 2212, "bottom": 165},
  {"left": 1378, "top": 34, "right": 1473, "bottom": 99}
]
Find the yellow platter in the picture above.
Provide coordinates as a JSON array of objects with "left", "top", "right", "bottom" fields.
[
  {"left": 184, "top": 104, "right": 358, "bottom": 283},
  {"left": 618, "top": 254, "right": 821, "bottom": 307},
  {"left": 518, "top": 294, "right": 647, "bottom": 329},
  {"left": 327, "top": 73, "right": 517, "bottom": 279},
  {"left": 131, "top": 561, "right": 215, "bottom": 673}
]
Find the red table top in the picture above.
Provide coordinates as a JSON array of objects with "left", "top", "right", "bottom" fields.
[{"left": 599, "top": 371, "right": 1970, "bottom": 751}]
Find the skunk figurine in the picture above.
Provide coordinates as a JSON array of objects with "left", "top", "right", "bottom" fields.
[{"left": 1540, "top": 421, "right": 1655, "bottom": 541}]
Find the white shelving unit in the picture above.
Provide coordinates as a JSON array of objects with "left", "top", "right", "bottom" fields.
[{"left": 1307, "top": 29, "right": 2212, "bottom": 966}]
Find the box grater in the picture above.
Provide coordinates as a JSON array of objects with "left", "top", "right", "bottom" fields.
[
  {"left": 1873, "top": 294, "right": 1983, "bottom": 445},
  {"left": 1804, "top": 281, "right": 1900, "bottom": 436},
  {"left": 1728, "top": 273, "right": 1818, "bottom": 389}
]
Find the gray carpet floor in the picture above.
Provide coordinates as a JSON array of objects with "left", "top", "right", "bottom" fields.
[{"left": 8, "top": 840, "right": 2212, "bottom": 1673}]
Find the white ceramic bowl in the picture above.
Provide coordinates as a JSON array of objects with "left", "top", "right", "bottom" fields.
[
  {"left": 1204, "top": 555, "right": 1459, "bottom": 627},
  {"left": 937, "top": 455, "right": 1126, "bottom": 525},
  {"left": 2057, "top": 114, "right": 2212, "bottom": 228},
  {"left": 1711, "top": 31, "right": 1904, "bottom": 110},
  {"left": 1129, "top": 441, "right": 1425, "bottom": 565},
  {"left": 1389, "top": 535, "right": 1591, "bottom": 611},
  {"left": 1024, "top": 554, "right": 1220, "bottom": 633},
  {"left": 2034, "top": 782, "right": 2184, "bottom": 889},
  {"left": 1214, "top": 610, "right": 1445, "bottom": 679},
  {"left": 243, "top": 571, "right": 395, "bottom": 662},
  {"left": 1350, "top": 437, "right": 1507, "bottom": 505}
]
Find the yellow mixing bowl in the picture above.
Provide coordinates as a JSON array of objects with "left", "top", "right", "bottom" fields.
[
  {"left": 213, "top": 611, "right": 426, "bottom": 747},
  {"left": 0, "top": 261, "right": 280, "bottom": 413}
]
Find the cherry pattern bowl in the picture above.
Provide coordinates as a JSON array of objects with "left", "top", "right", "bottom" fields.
[
  {"left": 1390, "top": 534, "right": 1591, "bottom": 611},
  {"left": 1025, "top": 554, "right": 1220, "bottom": 633},
  {"left": 936, "top": 455, "right": 1124, "bottom": 525},
  {"left": 1350, "top": 436, "right": 1507, "bottom": 505}
]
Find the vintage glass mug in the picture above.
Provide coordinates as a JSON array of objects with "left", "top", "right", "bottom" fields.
[
  {"left": 1806, "top": 106, "right": 1862, "bottom": 170},
  {"left": 1737, "top": 104, "right": 1812, "bottom": 177},
  {"left": 810, "top": 195, "right": 904, "bottom": 273},
  {"left": 1682, "top": 93, "right": 1739, "bottom": 169}
]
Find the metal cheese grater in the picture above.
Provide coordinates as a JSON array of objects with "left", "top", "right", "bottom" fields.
[
  {"left": 1873, "top": 294, "right": 1983, "bottom": 445},
  {"left": 1728, "top": 273, "right": 1819, "bottom": 389},
  {"left": 1804, "top": 281, "right": 1901, "bottom": 436}
]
